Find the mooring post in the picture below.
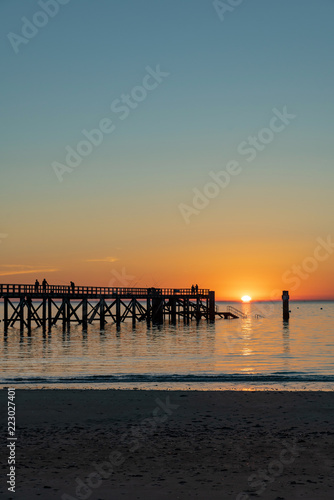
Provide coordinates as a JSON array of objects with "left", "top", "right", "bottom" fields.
[
  {"left": 209, "top": 291, "right": 215, "bottom": 323},
  {"left": 282, "top": 290, "right": 290, "bottom": 321},
  {"left": 4, "top": 296, "right": 8, "bottom": 336},
  {"left": 100, "top": 298, "right": 105, "bottom": 330},
  {"left": 82, "top": 298, "right": 88, "bottom": 331}
]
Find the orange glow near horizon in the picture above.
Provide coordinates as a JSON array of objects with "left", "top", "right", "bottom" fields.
[
  {"left": 0, "top": 256, "right": 333, "bottom": 301},
  {"left": 1, "top": 210, "right": 334, "bottom": 300}
]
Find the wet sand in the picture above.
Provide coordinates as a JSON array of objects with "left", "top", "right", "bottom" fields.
[{"left": 1, "top": 390, "right": 334, "bottom": 499}]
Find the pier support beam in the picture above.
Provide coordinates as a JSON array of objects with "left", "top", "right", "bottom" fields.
[
  {"left": 146, "top": 297, "right": 151, "bottom": 326},
  {"left": 170, "top": 298, "right": 176, "bottom": 324},
  {"left": 152, "top": 296, "right": 164, "bottom": 324},
  {"left": 48, "top": 298, "right": 52, "bottom": 332},
  {"left": 20, "top": 298, "right": 25, "bottom": 334},
  {"left": 4, "top": 296, "right": 8, "bottom": 336},
  {"left": 132, "top": 299, "right": 136, "bottom": 328},
  {"left": 42, "top": 297, "right": 47, "bottom": 335},
  {"left": 67, "top": 298, "right": 71, "bottom": 330},
  {"left": 62, "top": 298, "right": 66, "bottom": 332},
  {"left": 27, "top": 296, "right": 32, "bottom": 335},
  {"left": 196, "top": 297, "right": 201, "bottom": 322},
  {"left": 184, "top": 298, "right": 189, "bottom": 324},
  {"left": 116, "top": 296, "right": 121, "bottom": 328},
  {"left": 100, "top": 298, "right": 105, "bottom": 330},
  {"left": 82, "top": 298, "right": 88, "bottom": 331}
]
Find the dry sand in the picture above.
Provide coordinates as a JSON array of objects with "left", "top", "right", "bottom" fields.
[{"left": 1, "top": 390, "right": 334, "bottom": 499}]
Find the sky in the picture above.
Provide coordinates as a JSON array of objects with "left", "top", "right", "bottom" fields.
[{"left": 1, "top": 0, "right": 334, "bottom": 300}]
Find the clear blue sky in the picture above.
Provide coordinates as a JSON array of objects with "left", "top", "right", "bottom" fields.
[{"left": 1, "top": 0, "right": 334, "bottom": 298}]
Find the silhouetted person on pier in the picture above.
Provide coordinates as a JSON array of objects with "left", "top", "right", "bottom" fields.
[
  {"left": 195, "top": 284, "right": 198, "bottom": 294},
  {"left": 42, "top": 279, "right": 48, "bottom": 292},
  {"left": 191, "top": 285, "right": 195, "bottom": 294},
  {"left": 70, "top": 281, "right": 75, "bottom": 293},
  {"left": 34, "top": 279, "right": 40, "bottom": 292}
]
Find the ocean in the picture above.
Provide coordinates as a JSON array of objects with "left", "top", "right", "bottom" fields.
[{"left": 1, "top": 300, "right": 333, "bottom": 390}]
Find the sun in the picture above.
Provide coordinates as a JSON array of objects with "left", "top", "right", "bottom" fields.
[{"left": 241, "top": 295, "right": 252, "bottom": 303}]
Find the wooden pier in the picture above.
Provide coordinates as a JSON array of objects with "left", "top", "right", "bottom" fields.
[{"left": 0, "top": 284, "right": 217, "bottom": 334}]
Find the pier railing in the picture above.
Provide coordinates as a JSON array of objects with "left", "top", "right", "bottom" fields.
[
  {"left": 227, "top": 305, "right": 248, "bottom": 319},
  {"left": 0, "top": 284, "right": 209, "bottom": 297}
]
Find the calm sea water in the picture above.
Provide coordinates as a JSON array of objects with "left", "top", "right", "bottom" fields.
[{"left": 0, "top": 301, "right": 333, "bottom": 390}]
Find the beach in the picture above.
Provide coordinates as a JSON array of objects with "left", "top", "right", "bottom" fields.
[{"left": 1, "top": 390, "right": 334, "bottom": 499}]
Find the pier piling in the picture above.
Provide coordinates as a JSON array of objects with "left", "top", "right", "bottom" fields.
[
  {"left": 100, "top": 298, "right": 105, "bottom": 330},
  {"left": 82, "top": 298, "right": 88, "bottom": 331},
  {"left": 4, "top": 296, "right": 8, "bottom": 335}
]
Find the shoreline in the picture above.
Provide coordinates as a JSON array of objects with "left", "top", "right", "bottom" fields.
[
  {"left": 2, "top": 381, "right": 334, "bottom": 391},
  {"left": 1, "top": 389, "right": 334, "bottom": 499}
]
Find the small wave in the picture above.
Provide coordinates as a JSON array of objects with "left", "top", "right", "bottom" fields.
[{"left": 2, "top": 373, "right": 334, "bottom": 385}]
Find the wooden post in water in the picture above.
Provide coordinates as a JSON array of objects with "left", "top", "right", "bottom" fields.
[
  {"left": 42, "top": 297, "right": 47, "bottom": 335},
  {"left": 196, "top": 297, "right": 201, "bottom": 322},
  {"left": 152, "top": 296, "right": 163, "bottom": 324},
  {"left": 146, "top": 296, "right": 151, "bottom": 326},
  {"left": 132, "top": 298, "right": 136, "bottom": 328},
  {"left": 48, "top": 298, "right": 52, "bottom": 332},
  {"left": 206, "top": 297, "right": 209, "bottom": 322},
  {"left": 185, "top": 298, "right": 190, "bottom": 324},
  {"left": 27, "top": 296, "right": 32, "bottom": 335},
  {"left": 66, "top": 298, "right": 71, "bottom": 331},
  {"left": 82, "top": 298, "right": 88, "bottom": 331},
  {"left": 209, "top": 291, "right": 215, "bottom": 323},
  {"left": 116, "top": 296, "right": 121, "bottom": 328},
  {"left": 62, "top": 297, "right": 66, "bottom": 332},
  {"left": 100, "top": 298, "right": 105, "bottom": 330},
  {"left": 4, "top": 296, "right": 8, "bottom": 335},
  {"left": 282, "top": 290, "right": 290, "bottom": 321},
  {"left": 170, "top": 297, "right": 176, "bottom": 324},
  {"left": 183, "top": 298, "right": 187, "bottom": 324},
  {"left": 20, "top": 298, "right": 25, "bottom": 334}
]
